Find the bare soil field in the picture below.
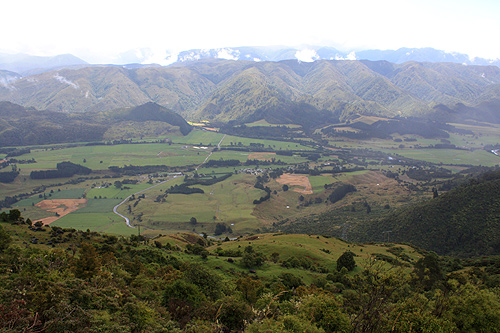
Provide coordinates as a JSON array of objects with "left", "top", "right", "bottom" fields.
[
  {"left": 352, "top": 115, "right": 391, "bottom": 125},
  {"left": 276, "top": 174, "right": 313, "bottom": 194},
  {"left": 248, "top": 152, "right": 277, "bottom": 161},
  {"left": 35, "top": 199, "right": 88, "bottom": 225}
]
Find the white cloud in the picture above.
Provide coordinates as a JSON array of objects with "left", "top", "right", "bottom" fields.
[
  {"left": 53, "top": 74, "right": 79, "bottom": 89},
  {"left": 2, "top": 0, "right": 500, "bottom": 63},
  {"left": 0, "top": 77, "right": 17, "bottom": 91},
  {"left": 216, "top": 48, "right": 240, "bottom": 60},
  {"left": 295, "top": 49, "right": 319, "bottom": 62},
  {"left": 336, "top": 51, "right": 357, "bottom": 61},
  {"left": 140, "top": 48, "right": 178, "bottom": 66}
]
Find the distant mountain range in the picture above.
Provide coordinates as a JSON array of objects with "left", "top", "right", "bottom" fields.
[
  {"left": 1, "top": 58, "right": 500, "bottom": 126},
  {"left": 173, "top": 46, "right": 500, "bottom": 68},
  {"left": 0, "top": 53, "right": 88, "bottom": 75},
  {"left": 2, "top": 46, "right": 499, "bottom": 76}
]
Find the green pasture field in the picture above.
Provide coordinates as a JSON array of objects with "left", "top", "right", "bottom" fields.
[
  {"left": 52, "top": 212, "right": 134, "bottom": 235},
  {"left": 204, "top": 149, "right": 311, "bottom": 165},
  {"left": 309, "top": 175, "right": 336, "bottom": 193},
  {"left": 17, "top": 143, "right": 211, "bottom": 171},
  {"left": 50, "top": 199, "right": 135, "bottom": 235},
  {"left": 169, "top": 130, "right": 225, "bottom": 146},
  {"left": 386, "top": 148, "right": 500, "bottom": 166},
  {"left": 127, "top": 173, "right": 265, "bottom": 234},
  {"left": 450, "top": 122, "right": 500, "bottom": 138},
  {"left": 323, "top": 122, "right": 500, "bottom": 152},
  {"left": 86, "top": 182, "right": 156, "bottom": 200},
  {"left": 75, "top": 198, "right": 122, "bottom": 213},
  {"left": 205, "top": 150, "right": 250, "bottom": 163},
  {"left": 223, "top": 135, "right": 314, "bottom": 151}
]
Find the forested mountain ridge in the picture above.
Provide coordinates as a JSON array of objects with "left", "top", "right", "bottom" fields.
[
  {"left": 1, "top": 59, "right": 500, "bottom": 124},
  {"left": 0, "top": 101, "right": 191, "bottom": 147}
]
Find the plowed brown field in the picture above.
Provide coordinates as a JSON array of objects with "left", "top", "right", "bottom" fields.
[
  {"left": 35, "top": 199, "right": 87, "bottom": 225},
  {"left": 276, "top": 174, "right": 313, "bottom": 194}
]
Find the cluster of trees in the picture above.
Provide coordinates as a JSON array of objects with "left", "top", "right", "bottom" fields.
[
  {"left": 253, "top": 181, "right": 271, "bottom": 205},
  {"left": 166, "top": 184, "right": 204, "bottom": 195},
  {"left": 30, "top": 161, "right": 91, "bottom": 179},
  {"left": 0, "top": 171, "right": 19, "bottom": 183},
  {"left": 203, "top": 159, "right": 240, "bottom": 168},
  {"left": 328, "top": 183, "right": 357, "bottom": 204},
  {"left": 214, "top": 223, "right": 232, "bottom": 236},
  {"left": 405, "top": 166, "right": 453, "bottom": 181},
  {"left": 109, "top": 165, "right": 175, "bottom": 176},
  {"left": 184, "top": 173, "right": 232, "bottom": 186},
  {"left": 4, "top": 148, "right": 31, "bottom": 158}
]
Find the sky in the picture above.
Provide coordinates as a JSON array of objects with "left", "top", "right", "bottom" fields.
[{"left": 2, "top": 0, "right": 500, "bottom": 64}]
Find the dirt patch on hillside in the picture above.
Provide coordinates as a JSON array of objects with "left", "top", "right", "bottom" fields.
[
  {"left": 276, "top": 174, "right": 313, "bottom": 194},
  {"left": 248, "top": 152, "right": 276, "bottom": 161},
  {"left": 35, "top": 199, "right": 87, "bottom": 225}
]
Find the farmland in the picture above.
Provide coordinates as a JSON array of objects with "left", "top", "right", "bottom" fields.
[{"left": 1, "top": 120, "right": 500, "bottom": 238}]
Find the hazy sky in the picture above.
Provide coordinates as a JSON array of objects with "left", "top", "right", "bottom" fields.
[{"left": 2, "top": 0, "right": 499, "bottom": 64}]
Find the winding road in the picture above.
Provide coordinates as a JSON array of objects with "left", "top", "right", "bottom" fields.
[
  {"left": 113, "top": 175, "right": 181, "bottom": 228},
  {"left": 114, "top": 134, "right": 226, "bottom": 228}
]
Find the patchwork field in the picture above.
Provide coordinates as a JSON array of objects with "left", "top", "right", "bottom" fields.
[
  {"left": 35, "top": 199, "right": 87, "bottom": 225},
  {"left": 2, "top": 120, "right": 500, "bottom": 239}
]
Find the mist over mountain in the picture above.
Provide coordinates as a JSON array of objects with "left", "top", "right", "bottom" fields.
[{"left": 170, "top": 46, "right": 500, "bottom": 68}]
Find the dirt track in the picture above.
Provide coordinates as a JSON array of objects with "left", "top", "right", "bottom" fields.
[
  {"left": 276, "top": 174, "right": 313, "bottom": 194},
  {"left": 35, "top": 199, "right": 87, "bottom": 225}
]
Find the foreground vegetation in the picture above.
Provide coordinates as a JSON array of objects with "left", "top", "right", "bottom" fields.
[{"left": 3, "top": 214, "right": 500, "bottom": 332}]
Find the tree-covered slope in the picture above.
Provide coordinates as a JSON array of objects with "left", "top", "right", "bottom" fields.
[
  {"left": 352, "top": 170, "right": 500, "bottom": 257},
  {"left": 105, "top": 102, "right": 192, "bottom": 135}
]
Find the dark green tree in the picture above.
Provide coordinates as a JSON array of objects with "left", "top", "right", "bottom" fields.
[
  {"left": 0, "top": 225, "right": 12, "bottom": 252},
  {"left": 73, "top": 243, "right": 100, "bottom": 280},
  {"left": 241, "top": 246, "right": 266, "bottom": 268},
  {"left": 337, "top": 251, "right": 356, "bottom": 271},
  {"left": 214, "top": 223, "right": 227, "bottom": 235}
]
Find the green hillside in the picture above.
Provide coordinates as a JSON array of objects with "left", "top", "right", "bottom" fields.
[{"left": 352, "top": 169, "right": 500, "bottom": 257}]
